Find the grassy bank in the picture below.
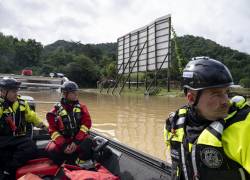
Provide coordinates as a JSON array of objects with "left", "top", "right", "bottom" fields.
[
  {"left": 230, "top": 88, "right": 250, "bottom": 98},
  {"left": 81, "top": 87, "right": 250, "bottom": 98},
  {"left": 81, "top": 87, "right": 184, "bottom": 97}
]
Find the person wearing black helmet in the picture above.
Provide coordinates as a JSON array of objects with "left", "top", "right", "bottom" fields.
[
  {"left": 46, "top": 81, "right": 93, "bottom": 166},
  {"left": 0, "top": 77, "right": 47, "bottom": 179},
  {"left": 164, "top": 57, "right": 250, "bottom": 180}
]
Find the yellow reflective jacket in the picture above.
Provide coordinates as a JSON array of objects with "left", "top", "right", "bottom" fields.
[
  {"left": 223, "top": 96, "right": 250, "bottom": 174},
  {"left": 0, "top": 96, "right": 42, "bottom": 136},
  {"left": 164, "top": 95, "right": 250, "bottom": 179}
]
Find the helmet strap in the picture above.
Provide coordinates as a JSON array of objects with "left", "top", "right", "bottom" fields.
[
  {"left": 65, "top": 92, "right": 69, "bottom": 100},
  {"left": 184, "top": 88, "right": 188, "bottom": 96},
  {"left": 62, "top": 92, "right": 72, "bottom": 103},
  {"left": 61, "top": 91, "right": 69, "bottom": 101},
  {"left": 193, "top": 90, "right": 202, "bottom": 107},
  {"left": 3, "top": 89, "right": 9, "bottom": 101},
  {"left": 62, "top": 95, "right": 77, "bottom": 105}
]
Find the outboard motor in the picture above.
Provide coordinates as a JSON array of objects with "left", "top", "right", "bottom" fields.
[
  {"left": 92, "top": 136, "right": 109, "bottom": 153},
  {"left": 76, "top": 136, "right": 109, "bottom": 170},
  {"left": 92, "top": 136, "right": 111, "bottom": 162}
]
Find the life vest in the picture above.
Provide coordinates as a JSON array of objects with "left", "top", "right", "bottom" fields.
[
  {"left": 16, "top": 158, "right": 119, "bottom": 180},
  {"left": 164, "top": 96, "right": 249, "bottom": 180},
  {"left": 63, "top": 163, "right": 119, "bottom": 180},
  {"left": 0, "top": 97, "right": 26, "bottom": 136},
  {"left": 54, "top": 102, "right": 82, "bottom": 137}
]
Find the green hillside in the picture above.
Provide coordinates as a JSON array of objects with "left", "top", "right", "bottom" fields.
[{"left": 1, "top": 32, "right": 250, "bottom": 88}]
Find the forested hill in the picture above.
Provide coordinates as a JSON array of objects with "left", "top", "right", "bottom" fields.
[
  {"left": 172, "top": 35, "right": 250, "bottom": 87},
  {"left": 40, "top": 40, "right": 117, "bottom": 87},
  {"left": 1, "top": 32, "right": 250, "bottom": 87},
  {"left": 173, "top": 35, "right": 250, "bottom": 84},
  {"left": 43, "top": 40, "right": 117, "bottom": 62}
]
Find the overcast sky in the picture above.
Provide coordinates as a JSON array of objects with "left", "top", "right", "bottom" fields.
[{"left": 0, "top": 0, "right": 249, "bottom": 54}]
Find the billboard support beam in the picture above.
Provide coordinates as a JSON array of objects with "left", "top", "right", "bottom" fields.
[
  {"left": 154, "top": 22, "right": 158, "bottom": 89},
  {"left": 146, "top": 53, "right": 169, "bottom": 93},
  {"left": 118, "top": 40, "right": 148, "bottom": 95},
  {"left": 109, "top": 44, "right": 138, "bottom": 94},
  {"left": 145, "top": 27, "right": 149, "bottom": 90},
  {"left": 116, "top": 15, "right": 171, "bottom": 95},
  {"left": 167, "top": 18, "right": 172, "bottom": 92}
]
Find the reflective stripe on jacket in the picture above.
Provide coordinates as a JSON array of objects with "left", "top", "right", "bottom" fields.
[
  {"left": 0, "top": 96, "right": 42, "bottom": 136},
  {"left": 47, "top": 100, "right": 92, "bottom": 147},
  {"left": 223, "top": 96, "right": 250, "bottom": 175},
  {"left": 54, "top": 102, "right": 85, "bottom": 137},
  {"left": 164, "top": 96, "right": 249, "bottom": 180}
]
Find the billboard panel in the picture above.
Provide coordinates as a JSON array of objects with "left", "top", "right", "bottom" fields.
[{"left": 117, "top": 15, "right": 171, "bottom": 74}]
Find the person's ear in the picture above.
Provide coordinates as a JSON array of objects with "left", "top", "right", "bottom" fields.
[
  {"left": 187, "top": 91, "right": 196, "bottom": 105},
  {"left": 1, "top": 90, "right": 7, "bottom": 96}
]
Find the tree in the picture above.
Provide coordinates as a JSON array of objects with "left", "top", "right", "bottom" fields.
[
  {"left": 63, "top": 55, "right": 100, "bottom": 87},
  {"left": 14, "top": 39, "right": 43, "bottom": 69},
  {"left": 239, "top": 78, "right": 250, "bottom": 88},
  {"left": 1, "top": 32, "right": 250, "bottom": 88}
]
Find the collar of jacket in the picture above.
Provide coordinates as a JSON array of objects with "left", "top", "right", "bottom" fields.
[{"left": 186, "top": 107, "right": 212, "bottom": 143}]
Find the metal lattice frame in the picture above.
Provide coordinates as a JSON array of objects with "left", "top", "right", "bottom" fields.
[{"left": 113, "top": 15, "right": 171, "bottom": 94}]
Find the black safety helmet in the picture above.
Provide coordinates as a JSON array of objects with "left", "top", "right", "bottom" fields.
[
  {"left": 0, "top": 77, "right": 21, "bottom": 90},
  {"left": 183, "top": 57, "right": 233, "bottom": 107},
  {"left": 183, "top": 57, "right": 233, "bottom": 91},
  {"left": 61, "top": 81, "right": 79, "bottom": 93}
]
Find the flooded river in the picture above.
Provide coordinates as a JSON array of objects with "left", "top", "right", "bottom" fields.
[{"left": 21, "top": 90, "right": 186, "bottom": 162}]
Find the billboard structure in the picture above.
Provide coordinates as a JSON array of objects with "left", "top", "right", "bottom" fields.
[{"left": 109, "top": 15, "right": 171, "bottom": 95}]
